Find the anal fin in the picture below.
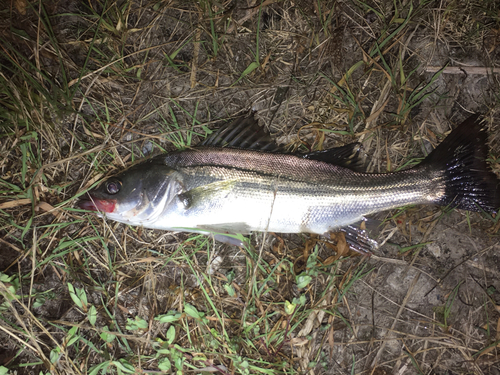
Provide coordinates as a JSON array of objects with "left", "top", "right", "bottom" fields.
[
  {"left": 336, "top": 218, "right": 381, "bottom": 254},
  {"left": 340, "top": 225, "right": 379, "bottom": 254}
]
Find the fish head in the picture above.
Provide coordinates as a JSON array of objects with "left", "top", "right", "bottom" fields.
[{"left": 78, "top": 159, "right": 182, "bottom": 225}]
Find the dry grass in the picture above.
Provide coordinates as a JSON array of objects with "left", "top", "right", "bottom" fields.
[{"left": 1, "top": 0, "right": 500, "bottom": 374}]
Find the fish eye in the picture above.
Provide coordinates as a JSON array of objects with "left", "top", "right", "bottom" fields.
[{"left": 106, "top": 180, "right": 121, "bottom": 195}]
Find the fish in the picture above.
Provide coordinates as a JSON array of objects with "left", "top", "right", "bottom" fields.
[{"left": 78, "top": 114, "right": 500, "bottom": 251}]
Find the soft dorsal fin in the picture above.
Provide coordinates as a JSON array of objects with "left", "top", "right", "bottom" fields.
[
  {"left": 201, "top": 116, "right": 280, "bottom": 151},
  {"left": 302, "top": 143, "right": 366, "bottom": 172}
]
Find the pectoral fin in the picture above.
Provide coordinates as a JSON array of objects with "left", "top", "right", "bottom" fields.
[
  {"left": 177, "top": 180, "right": 238, "bottom": 209},
  {"left": 198, "top": 224, "right": 251, "bottom": 247},
  {"left": 198, "top": 223, "right": 252, "bottom": 234},
  {"left": 213, "top": 234, "right": 246, "bottom": 247}
]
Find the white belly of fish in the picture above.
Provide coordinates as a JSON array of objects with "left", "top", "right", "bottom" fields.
[{"left": 150, "top": 180, "right": 367, "bottom": 236}]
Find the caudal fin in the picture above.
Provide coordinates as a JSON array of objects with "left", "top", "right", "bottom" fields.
[{"left": 422, "top": 114, "right": 500, "bottom": 212}]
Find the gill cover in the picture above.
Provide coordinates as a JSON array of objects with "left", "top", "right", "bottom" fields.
[{"left": 79, "top": 158, "right": 183, "bottom": 225}]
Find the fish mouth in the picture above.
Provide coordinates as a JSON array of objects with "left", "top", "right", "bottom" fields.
[{"left": 78, "top": 195, "right": 116, "bottom": 213}]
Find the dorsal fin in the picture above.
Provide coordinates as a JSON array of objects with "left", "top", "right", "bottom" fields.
[
  {"left": 302, "top": 143, "right": 366, "bottom": 172},
  {"left": 201, "top": 116, "right": 280, "bottom": 151},
  {"left": 201, "top": 117, "right": 366, "bottom": 172}
]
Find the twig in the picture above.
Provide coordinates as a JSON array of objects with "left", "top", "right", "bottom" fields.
[
  {"left": 370, "top": 271, "right": 421, "bottom": 368},
  {"left": 424, "top": 66, "right": 500, "bottom": 75}
]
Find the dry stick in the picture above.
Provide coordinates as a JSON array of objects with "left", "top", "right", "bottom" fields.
[
  {"left": 190, "top": 20, "right": 202, "bottom": 89},
  {"left": 361, "top": 79, "right": 392, "bottom": 172},
  {"left": 69, "top": 66, "right": 106, "bottom": 171},
  {"left": 424, "top": 243, "right": 498, "bottom": 297},
  {"left": 0, "top": 238, "right": 23, "bottom": 253},
  {"left": 28, "top": 228, "right": 37, "bottom": 311},
  {"left": 466, "top": 259, "right": 498, "bottom": 274},
  {"left": 357, "top": 28, "right": 417, "bottom": 169},
  {"left": 421, "top": 313, "right": 434, "bottom": 368},
  {"left": 424, "top": 66, "right": 500, "bottom": 75},
  {"left": 0, "top": 283, "right": 51, "bottom": 370},
  {"left": 33, "top": 116, "right": 223, "bottom": 189},
  {"left": 331, "top": 337, "right": 467, "bottom": 348},
  {"left": 402, "top": 217, "right": 440, "bottom": 280},
  {"left": 0, "top": 198, "right": 32, "bottom": 209},
  {"left": 245, "top": 179, "right": 279, "bottom": 317},
  {"left": 0, "top": 323, "right": 39, "bottom": 354},
  {"left": 296, "top": 295, "right": 330, "bottom": 367},
  {"left": 226, "top": 0, "right": 274, "bottom": 33},
  {"left": 67, "top": 41, "right": 177, "bottom": 87},
  {"left": 369, "top": 271, "right": 421, "bottom": 370},
  {"left": 32, "top": 144, "right": 106, "bottom": 186}
]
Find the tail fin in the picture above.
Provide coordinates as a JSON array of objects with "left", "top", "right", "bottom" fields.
[{"left": 422, "top": 114, "right": 500, "bottom": 212}]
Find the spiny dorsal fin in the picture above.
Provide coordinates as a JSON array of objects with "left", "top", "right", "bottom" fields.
[
  {"left": 201, "top": 116, "right": 280, "bottom": 151},
  {"left": 302, "top": 143, "right": 366, "bottom": 172}
]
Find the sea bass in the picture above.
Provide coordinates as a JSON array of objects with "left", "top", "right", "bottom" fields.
[{"left": 78, "top": 114, "right": 500, "bottom": 248}]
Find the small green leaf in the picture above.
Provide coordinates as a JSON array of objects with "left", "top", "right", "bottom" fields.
[
  {"left": 158, "top": 358, "right": 171, "bottom": 371},
  {"left": 126, "top": 316, "right": 148, "bottom": 331},
  {"left": 0, "top": 273, "right": 19, "bottom": 301},
  {"left": 306, "top": 247, "right": 318, "bottom": 269},
  {"left": 67, "top": 283, "right": 84, "bottom": 310},
  {"left": 0, "top": 273, "right": 12, "bottom": 283},
  {"left": 224, "top": 284, "right": 235, "bottom": 296},
  {"left": 184, "top": 304, "right": 201, "bottom": 319},
  {"left": 66, "top": 326, "right": 79, "bottom": 347},
  {"left": 231, "top": 61, "right": 259, "bottom": 87},
  {"left": 88, "top": 305, "right": 97, "bottom": 326},
  {"left": 210, "top": 328, "right": 219, "bottom": 338},
  {"left": 68, "top": 325, "right": 78, "bottom": 337},
  {"left": 89, "top": 362, "right": 110, "bottom": 375},
  {"left": 155, "top": 311, "right": 182, "bottom": 323},
  {"left": 20, "top": 131, "right": 38, "bottom": 141},
  {"left": 174, "top": 356, "right": 184, "bottom": 370},
  {"left": 67, "top": 334, "right": 80, "bottom": 347},
  {"left": 166, "top": 325, "right": 176, "bottom": 345},
  {"left": 192, "top": 355, "right": 208, "bottom": 361},
  {"left": 296, "top": 275, "right": 312, "bottom": 289},
  {"left": 292, "top": 294, "right": 307, "bottom": 306},
  {"left": 0, "top": 366, "right": 9, "bottom": 375},
  {"left": 77, "top": 288, "right": 88, "bottom": 308},
  {"left": 50, "top": 347, "right": 60, "bottom": 364},
  {"left": 226, "top": 270, "right": 235, "bottom": 283},
  {"left": 100, "top": 326, "right": 116, "bottom": 343},
  {"left": 113, "top": 359, "right": 135, "bottom": 373},
  {"left": 284, "top": 300, "right": 296, "bottom": 315},
  {"left": 33, "top": 295, "right": 45, "bottom": 309}
]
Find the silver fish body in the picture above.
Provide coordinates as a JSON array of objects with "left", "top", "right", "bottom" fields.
[
  {"left": 146, "top": 148, "right": 443, "bottom": 235},
  {"left": 78, "top": 115, "right": 500, "bottom": 243}
]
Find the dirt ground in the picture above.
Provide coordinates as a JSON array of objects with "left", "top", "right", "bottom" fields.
[{"left": 1, "top": 0, "right": 500, "bottom": 374}]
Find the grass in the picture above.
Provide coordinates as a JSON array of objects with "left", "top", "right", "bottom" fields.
[{"left": 1, "top": 0, "right": 500, "bottom": 374}]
